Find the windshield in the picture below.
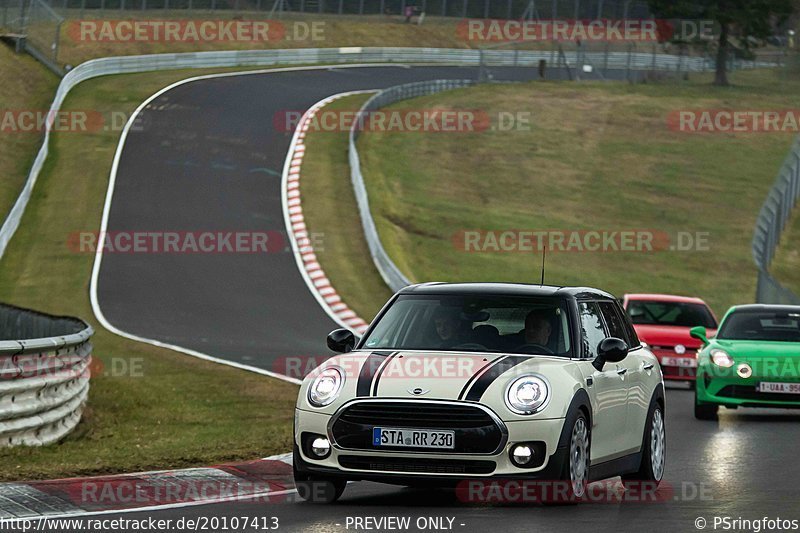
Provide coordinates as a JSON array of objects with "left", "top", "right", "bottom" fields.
[
  {"left": 626, "top": 300, "right": 717, "bottom": 329},
  {"left": 717, "top": 311, "right": 800, "bottom": 342},
  {"left": 361, "top": 294, "right": 572, "bottom": 356}
]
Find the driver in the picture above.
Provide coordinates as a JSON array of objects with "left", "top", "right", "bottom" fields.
[
  {"left": 522, "top": 310, "right": 552, "bottom": 348},
  {"left": 433, "top": 307, "right": 463, "bottom": 348}
]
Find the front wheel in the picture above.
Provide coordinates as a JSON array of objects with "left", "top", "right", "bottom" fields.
[
  {"left": 622, "top": 403, "right": 666, "bottom": 489},
  {"left": 694, "top": 401, "right": 718, "bottom": 421},
  {"left": 544, "top": 413, "right": 590, "bottom": 505}
]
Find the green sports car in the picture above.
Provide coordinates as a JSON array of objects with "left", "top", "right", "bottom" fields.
[{"left": 691, "top": 304, "right": 800, "bottom": 420}]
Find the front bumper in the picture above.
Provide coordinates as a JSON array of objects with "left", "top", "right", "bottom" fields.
[
  {"left": 294, "top": 406, "right": 567, "bottom": 485},
  {"left": 697, "top": 365, "right": 800, "bottom": 408}
]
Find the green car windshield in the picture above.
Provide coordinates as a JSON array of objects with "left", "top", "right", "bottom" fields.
[
  {"left": 717, "top": 310, "right": 800, "bottom": 342},
  {"left": 361, "top": 294, "right": 573, "bottom": 356}
]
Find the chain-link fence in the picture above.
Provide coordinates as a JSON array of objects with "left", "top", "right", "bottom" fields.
[
  {"left": 24, "top": 0, "right": 649, "bottom": 18},
  {"left": 752, "top": 135, "right": 800, "bottom": 305}
]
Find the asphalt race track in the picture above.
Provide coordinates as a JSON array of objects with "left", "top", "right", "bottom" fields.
[
  {"left": 54, "top": 389, "right": 800, "bottom": 532},
  {"left": 95, "top": 65, "right": 546, "bottom": 371},
  {"left": 91, "top": 66, "right": 800, "bottom": 532}
]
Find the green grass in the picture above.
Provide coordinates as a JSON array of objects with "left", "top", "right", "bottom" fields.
[
  {"left": 299, "top": 94, "right": 393, "bottom": 322},
  {"left": 0, "top": 67, "right": 300, "bottom": 481},
  {"left": 356, "top": 69, "right": 800, "bottom": 317},
  {"left": 0, "top": 46, "right": 59, "bottom": 225},
  {"left": 53, "top": 12, "right": 472, "bottom": 67}
]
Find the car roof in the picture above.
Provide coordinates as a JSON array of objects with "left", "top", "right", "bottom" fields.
[
  {"left": 728, "top": 304, "right": 800, "bottom": 314},
  {"left": 624, "top": 293, "right": 708, "bottom": 305},
  {"left": 399, "top": 282, "right": 616, "bottom": 300}
]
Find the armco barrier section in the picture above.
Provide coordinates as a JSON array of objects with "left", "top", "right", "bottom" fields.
[
  {"left": 348, "top": 79, "right": 475, "bottom": 291},
  {"left": 0, "top": 304, "right": 93, "bottom": 446},
  {"left": 2, "top": 46, "right": 768, "bottom": 263},
  {"left": 752, "top": 135, "right": 800, "bottom": 304}
]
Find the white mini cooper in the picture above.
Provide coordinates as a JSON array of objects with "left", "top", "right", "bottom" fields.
[{"left": 294, "top": 283, "right": 666, "bottom": 503}]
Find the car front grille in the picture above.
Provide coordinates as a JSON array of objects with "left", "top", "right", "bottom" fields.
[
  {"left": 338, "top": 455, "right": 496, "bottom": 475},
  {"left": 330, "top": 401, "right": 506, "bottom": 454}
]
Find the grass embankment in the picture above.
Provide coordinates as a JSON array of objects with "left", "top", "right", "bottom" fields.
[
  {"left": 0, "top": 46, "right": 59, "bottom": 223},
  {"left": 53, "top": 12, "right": 470, "bottom": 66},
  {"left": 0, "top": 68, "right": 300, "bottom": 481},
  {"left": 299, "top": 94, "right": 393, "bottom": 322},
  {"left": 355, "top": 69, "right": 799, "bottom": 315}
]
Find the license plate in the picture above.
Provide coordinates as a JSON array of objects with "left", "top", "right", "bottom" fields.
[
  {"left": 661, "top": 356, "right": 697, "bottom": 368},
  {"left": 758, "top": 382, "right": 800, "bottom": 394},
  {"left": 373, "top": 427, "right": 455, "bottom": 449}
]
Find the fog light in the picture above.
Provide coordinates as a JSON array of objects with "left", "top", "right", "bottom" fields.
[
  {"left": 511, "top": 444, "right": 533, "bottom": 466},
  {"left": 737, "top": 363, "right": 753, "bottom": 379},
  {"left": 311, "top": 437, "right": 331, "bottom": 458}
]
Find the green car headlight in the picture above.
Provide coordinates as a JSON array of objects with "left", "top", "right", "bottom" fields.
[{"left": 710, "top": 349, "right": 734, "bottom": 368}]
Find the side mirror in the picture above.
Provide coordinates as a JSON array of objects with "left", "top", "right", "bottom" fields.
[
  {"left": 689, "top": 326, "right": 709, "bottom": 346},
  {"left": 327, "top": 328, "right": 357, "bottom": 353},
  {"left": 592, "top": 337, "right": 629, "bottom": 371}
]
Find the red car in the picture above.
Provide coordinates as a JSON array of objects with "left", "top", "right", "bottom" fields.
[{"left": 622, "top": 294, "right": 718, "bottom": 383}]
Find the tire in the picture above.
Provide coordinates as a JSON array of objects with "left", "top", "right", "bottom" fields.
[
  {"left": 694, "top": 401, "right": 718, "bottom": 421},
  {"left": 622, "top": 402, "right": 666, "bottom": 489},
  {"left": 293, "top": 464, "right": 346, "bottom": 503},
  {"left": 544, "top": 412, "right": 590, "bottom": 505}
]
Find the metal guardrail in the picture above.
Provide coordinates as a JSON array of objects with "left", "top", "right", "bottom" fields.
[
  {"left": 4, "top": 45, "right": 775, "bottom": 263},
  {"left": 0, "top": 304, "right": 93, "bottom": 446},
  {"left": 752, "top": 135, "right": 800, "bottom": 305},
  {"left": 348, "top": 79, "right": 475, "bottom": 291}
]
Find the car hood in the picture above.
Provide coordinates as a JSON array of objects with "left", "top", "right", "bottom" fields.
[
  {"left": 634, "top": 324, "right": 716, "bottom": 349},
  {"left": 300, "top": 350, "right": 585, "bottom": 420},
  {"left": 711, "top": 339, "right": 800, "bottom": 360}
]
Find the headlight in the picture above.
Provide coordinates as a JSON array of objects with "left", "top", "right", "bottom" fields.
[
  {"left": 308, "top": 366, "right": 345, "bottom": 407},
  {"left": 505, "top": 375, "right": 550, "bottom": 415},
  {"left": 710, "top": 349, "right": 734, "bottom": 368}
]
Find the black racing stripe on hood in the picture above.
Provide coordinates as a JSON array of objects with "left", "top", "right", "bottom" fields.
[
  {"left": 457, "top": 355, "right": 507, "bottom": 401},
  {"left": 463, "top": 355, "right": 530, "bottom": 402},
  {"left": 356, "top": 351, "right": 393, "bottom": 397},
  {"left": 371, "top": 352, "right": 400, "bottom": 396}
]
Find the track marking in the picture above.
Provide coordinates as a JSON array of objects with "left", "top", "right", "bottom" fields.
[
  {"left": 280, "top": 90, "right": 378, "bottom": 335},
  {"left": 89, "top": 64, "right": 411, "bottom": 385}
]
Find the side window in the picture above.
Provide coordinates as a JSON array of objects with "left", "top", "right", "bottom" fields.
[
  {"left": 579, "top": 302, "right": 607, "bottom": 359},
  {"left": 598, "top": 301, "right": 628, "bottom": 344}
]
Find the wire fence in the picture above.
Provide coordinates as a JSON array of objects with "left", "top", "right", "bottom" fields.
[
  {"left": 19, "top": 0, "right": 651, "bottom": 18},
  {"left": 752, "top": 135, "right": 800, "bottom": 305}
]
